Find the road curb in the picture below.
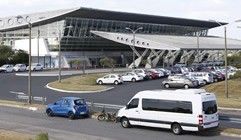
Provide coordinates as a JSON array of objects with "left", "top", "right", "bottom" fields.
[
  {"left": 0, "top": 103, "right": 39, "bottom": 111},
  {"left": 220, "top": 131, "right": 241, "bottom": 138},
  {"left": 46, "top": 83, "right": 114, "bottom": 93},
  {"left": 219, "top": 107, "right": 241, "bottom": 111}
]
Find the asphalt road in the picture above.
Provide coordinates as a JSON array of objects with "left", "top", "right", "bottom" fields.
[
  {"left": 0, "top": 106, "right": 240, "bottom": 140},
  {"left": 0, "top": 70, "right": 241, "bottom": 138}
]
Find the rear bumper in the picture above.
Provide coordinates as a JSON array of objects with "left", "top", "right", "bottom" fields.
[{"left": 198, "top": 122, "right": 219, "bottom": 131}]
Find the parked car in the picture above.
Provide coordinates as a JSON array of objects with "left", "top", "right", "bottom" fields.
[
  {"left": 156, "top": 68, "right": 171, "bottom": 77},
  {"left": 169, "top": 74, "right": 204, "bottom": 86},
  {"left": 166, "top": 67, "right": 182, "bottom": 74},
  {"left": 46, "top": 97, "right": 89, "bottom": 120},
  {"left": 186, "top": 72, "right": 214, "bottom": 84},
  {"left": 162, "top": 77, "right": 198, "bottom": 89},
  {"left": 148, "top": 68, "right": 164, "bottom": 78},
  {"left": 13, "top": 64, "right": 26, "bottom": 72},
  {"left": 0, "top": 64, "right": 14, "bottom": 73},
  {"left": 26, "top": 63, "right": 43, "bottom": 71},
  {"left": 146, "top": 70, "right": 158, "bottom": 79},
  {"left": 121, "top": 72, "right": 143, "bottom": 82},
  {"left": 133, "top": 69, "right": 151, "bottom": 80},
  {"left": 96, "top": 74, "right": 123, "bottom": 85}
]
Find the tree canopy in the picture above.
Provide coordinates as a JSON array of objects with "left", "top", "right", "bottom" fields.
[{"left": 0, "top": 45, "right": 28, "bottom": 66}]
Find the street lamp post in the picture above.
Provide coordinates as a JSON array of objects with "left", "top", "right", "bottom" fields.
[
  {"left": 197, "top": 31, "right": 200, "bottom": 63},
  {"left": 55, "top": 26, "right": 73, "bottom": 83},
  {"left": 125, "top": 27, "right": 143, "bottom": 69},
  {"left": 211, "top": 19, "right": 241, "bottom": 98},
  {"left": 16, "top": 15, "right": 32, "bottom": 104},
  {"left": 37, "top": 29, "right": 40, "bottom": 63},
  {"left": 58, "top": 30, "right": 61, "bottom": 83}
]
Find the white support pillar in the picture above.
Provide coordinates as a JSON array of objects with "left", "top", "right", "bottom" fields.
[
  {"left": 128, "top": 48, "right": 149, "bottom": 68},
  {"left": 145, "top": 50, "right": 165, "bottom": 68},
  {"left": 164, "top": 50, "right": 181, "bottom": 66},
  {"left": 206, "top": 51, "right": 219, "bottom": 62},
  {"left": 179, "top": 50, "right": 195, "bottom": 64},
  {"left": 194, "top": 50, "right": 207, "bottom": 63}
]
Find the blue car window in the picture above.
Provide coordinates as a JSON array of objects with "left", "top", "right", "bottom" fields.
[
  {"left": 74, "top": 99, "right": 85, "bottom": 105},
  {"left": 55, "top": 99, "right": 63, "bottom": 105},
  {"left": 63, "top": 99, "right": 71, "bottom": 105}
]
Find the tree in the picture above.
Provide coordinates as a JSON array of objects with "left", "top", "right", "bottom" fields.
[
  {"left": 100, "top": 57, "right": 116, "bottom": 72},
  {"left": 68, "top": 60, "right": 75, "bottom": 68},
  {"left": 0, "top": 45, "right": 14, "bottom": 66},
  {"left": 73, "top": 59, "right": 86, "bottom": 74},
  {"left": 227, "top": 52, "right": 241, "bottom": 68},
  {"left": 9, "top": 50, "right": 28, "bottom": 65}
]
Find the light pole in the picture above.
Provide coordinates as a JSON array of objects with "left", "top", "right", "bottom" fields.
[
  {"left": 16, "top": 15, "right": 32, "bottom": 104},
  {"left": 125, "top": 27, "right": 143, "bottom": 69},
  {"left": 58, "top": 30, "right": 61, "bottom": 83},
  {"left": 197, "top": 31, "right": 200, "bottom": 63},
  {"left": 54, "top": 26, "right": 73, "bottom": 83},
  {"left": 211, "top": 19, "right": 241, "bottom": 98},
  {"left": 37, "top": 29, "right": 40, "bottom": 63}
]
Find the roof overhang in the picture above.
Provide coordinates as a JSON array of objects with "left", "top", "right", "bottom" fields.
[
  {"left": 0, "top": 7, "right": 227, "bottom": 32},
  {"left": 91, "top": 31, "right": 241, "bottom": 50}
]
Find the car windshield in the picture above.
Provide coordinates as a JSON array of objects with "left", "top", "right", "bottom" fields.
[
  {"left": 1, "top": 65, "right": 8, "bottom": 68},
  {"left": 15, "top": 64, "right": 21, "bottom": 67},
  {"left": 203, "top": 100, "right": 217, "bottom": 114},
  {"left": 74, "top": 99, "right": 85, "bottom": 105}
]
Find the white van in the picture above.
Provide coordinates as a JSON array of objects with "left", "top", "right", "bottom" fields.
[{"left": 116, "top": 89, "right": 219, "bottom": 135}]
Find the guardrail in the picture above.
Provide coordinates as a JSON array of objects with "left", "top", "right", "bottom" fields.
[
  {"left": 16, "top": 94, "right": 47, "bottom": 104},
  {"left": 86, "top": 102, "right": 124, "bottom": 110}
]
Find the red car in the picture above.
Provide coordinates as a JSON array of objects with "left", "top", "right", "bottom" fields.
[{"left": 146, "top": 70, "right": 158, "bottom": 79}]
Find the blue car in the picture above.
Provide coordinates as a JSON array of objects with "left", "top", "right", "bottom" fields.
[{"left": 46, "top": 97, "right": 89, "bottom": 119}]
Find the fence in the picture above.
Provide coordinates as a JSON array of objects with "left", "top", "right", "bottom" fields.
[
  {"left": 86, "top": 102, "right": 124, "bottom": 110},
  {"left": 16, "top": 94, "right": 47, "bottom": 104}
]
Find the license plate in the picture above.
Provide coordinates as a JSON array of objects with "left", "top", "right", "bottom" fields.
[{"left": 80, "top": 112, "right": 85, "bottom": 115}]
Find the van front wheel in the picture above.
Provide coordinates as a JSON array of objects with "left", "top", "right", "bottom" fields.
[
  {"left": 171, "top": 123, "right": 182, "bottom": 135},
  {"left": 121, "top": 118, "right": 131, "bottom": 128}
]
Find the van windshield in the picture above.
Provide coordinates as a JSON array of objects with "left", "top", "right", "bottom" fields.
[{"left": 203, "top": 100, "right": 217, "bottom": 114}]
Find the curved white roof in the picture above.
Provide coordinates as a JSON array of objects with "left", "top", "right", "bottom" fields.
[
  {"left": 0, "top": 8, "right": 79, "bottom": 31},
  {"left": 91, "top": 31, "right": 241, "bottom": 50}
]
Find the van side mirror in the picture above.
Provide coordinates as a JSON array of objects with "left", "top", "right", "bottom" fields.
[{"left": 126, "top": 104, "right": 130, "bottom": 109}]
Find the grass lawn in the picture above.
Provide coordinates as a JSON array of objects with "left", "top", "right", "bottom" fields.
[
  {"left": 48, "top": 73, "right": 241, "bottom": 109},
  {"left": 204, "top": 79, "right": 241, "bottom": 109},
  {"left": 0, "top": 130, "right": 34, "bottom": 140},
  {"left": 48, "top": 73, "right": 110, "bottom": 91}
]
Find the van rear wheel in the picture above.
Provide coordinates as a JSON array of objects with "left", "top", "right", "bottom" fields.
[
  {"left": 121, "top": 118, "right": 131, "bottom": 128},
  {"left": 171, "top": 123, "right": 182, "bottom": 135}
]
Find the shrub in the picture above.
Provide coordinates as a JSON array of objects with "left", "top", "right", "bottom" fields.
[
  {"left": 35, "top": 133, "right": 49, "bottom": 140},
  {"left": 229, "top": 71, "right": 241, "bottom": 80}
]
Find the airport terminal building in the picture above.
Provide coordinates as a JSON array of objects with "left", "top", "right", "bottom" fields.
[{"left": 0, "top": 7, "right": 240, "bottom": 68}]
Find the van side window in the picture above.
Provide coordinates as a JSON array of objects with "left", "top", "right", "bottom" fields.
[
  {"left": 127, "top": 98, "right": 139, "bottom": 109},
  {"left": 176, "top": 101, "right": 192, "bottom": 114},
  {"left": 142, "top": 99, "right": 193, "bottom": 114}
]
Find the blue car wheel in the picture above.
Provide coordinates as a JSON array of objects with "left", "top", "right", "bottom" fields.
[
  {"left": 68, "top": 112, "right": 75, "bottom": 120},
  {"left": 46, "top": 109, "right": 53, "bottom": 117}
]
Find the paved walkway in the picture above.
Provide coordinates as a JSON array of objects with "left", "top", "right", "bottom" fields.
[{"left": 15, "top": 68, "right": 130, "bottom": 76}]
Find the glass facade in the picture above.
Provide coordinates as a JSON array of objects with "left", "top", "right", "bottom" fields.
[{"left": 60, "top": 17, "right": 208, "bottom": 52}]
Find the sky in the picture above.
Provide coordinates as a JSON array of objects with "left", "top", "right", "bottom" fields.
[{"left": 0, "top": 0, "right": 241, "bottom": 39}]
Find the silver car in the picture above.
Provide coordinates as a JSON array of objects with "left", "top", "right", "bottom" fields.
[{"left": 162, "top": 77, "right": 198, "bottom": 89}]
